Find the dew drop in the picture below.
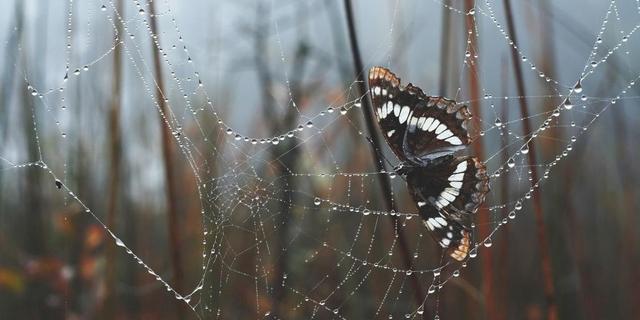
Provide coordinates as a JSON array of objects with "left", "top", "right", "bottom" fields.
[
  {"left": 563, "top": 98, "right": 573, "bottom": 110},
  {"left": 484, "top": 238, "right": 493, "bottom": 248},
  {"left": 55, "top": 179, "right": 63, "bottom": 189},
  {"left": 340, "top": 106, "right": 347, "bottom": 115},
  {"left": 363, "top": 208, "right": 371, "bottom": 216},
  {"left": 515, "top": 201, "right": 523, "bottom": 211},
  {"left": 573, "top": 81, "right": 583, "bottom": 93},
  {"left": 305, "top": 121, "right": 313, "bottom": 128},
  {"left": 313, "top": 197, "right": 321, "bottom": 206},
  {"left": 138, "top": 8, "right": 145, "bottom": 15},
  {"left": 507, "top": 158, "right": 515, "bottom": 168},
  {"left": 100, "top": 4, "right": 107, "bottom": 11},
  {"left": 495, "top": 118, "right": 502, "bottom": 127}
]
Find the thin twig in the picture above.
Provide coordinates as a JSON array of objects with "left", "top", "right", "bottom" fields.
[
  {"left": 104, "top": 0, "right": 123, "bottom": 318},
  {"left": 462, "top": 1, "right": 497, "bottom": 319},
  {"left": 502, "top": 0, "right": 557, "bottom": 319},
  {"left": 148, "top": 2, "right": 185, "bottom": 316},
  {"left": 342, "top": 0, "right": 426, "bottom": 314}
]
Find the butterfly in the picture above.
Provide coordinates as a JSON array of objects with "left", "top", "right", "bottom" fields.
[{"left": 368, "top": 66, "right": 490, "bottom": 261}]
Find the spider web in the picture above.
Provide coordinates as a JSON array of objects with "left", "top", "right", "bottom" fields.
[{"left": 1, "top": 0, "right": 638, "bottom": 318}]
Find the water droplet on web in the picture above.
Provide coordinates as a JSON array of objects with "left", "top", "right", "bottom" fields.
[
  {"left": 622, "top": 35, "right": 628, "bottom": 42},
  {"left": 313, "top": 197, "right": 321, "bottom": 206},
  {"left": 100, "top": 4, "right": 107, "bottom": 11},
  {"left": 453, "top": 270, "right": 460, "bottom": 277},
  {"left": 495, "top": 118, "right": 502, "bottom": 127},
  {"left": 225, "top": 128, "right": 232, "bottom": 135},
  {"left": 340, "top": 106, "right": 347, "bottom": 115},
  {"left": 484, "top": 238, "right": 492, "bottom": 247},
  {"left": 469, "top": 247, "right": 478, "bottom": 258},
  {"left": 55, "top": 179, "right": 62, "bottom": 189},
  {"left": 507, "top": 158, "right": 515, "bottom": 168},
  {"left": 363, "top": 208, "right": 371, "bottom": 216},
  {"left": 563, "top": 98, "right": 573, "bottom": 110},
  {"left": 508, "top": 211, "right": 516, "bottom": 219},
  {"left": 83, "top": 65, "right": 89, "bottom": 71},
  {"left": 305, "top": 121, "right": 313, "bottom": 128},
  {"left": 138, "top": 8, "right": 145, "bottom": 15},
  {"left": 520, "top": 144, "right": 529, "bottom": 154},
  {"left": 115, "top": 238, "right": 125, "bottom": 247},
  {"left": 465, "top": 51, "right": 471, "bottom": 58},
  {"left": 73, "top": 69, "right": 80, "bottom": 75},
  {"left": 515, "top": 201, "right": 523, "bottom": 211},
  {"left": 573, "top": 81, "right": 583, "bottom": 93},
  {"left": 433, "top": 269, "right": 441, "bottom": 277}
]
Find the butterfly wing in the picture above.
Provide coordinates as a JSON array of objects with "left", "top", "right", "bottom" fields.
[
  {"left": 368, "top": 67, "right": 472, "bottom": 165},
  {"left": 402, "top": 97, "right": 472, "bottom": 165},
  {"left": 406, "top": 157, "right": 490, "bottom": 261},
  {"left": 368, "top": 66, "right": 412, "bottom": 161}
]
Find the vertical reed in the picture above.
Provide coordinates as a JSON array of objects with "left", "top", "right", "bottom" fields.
[
  {"left": 342, "top": 0, "right": 426, "bottom": 315},
  {"left": 462, "top": 1, "right": 497, "bottom": 319},
  {"left": 148, "top": 2, "right": 185, "bottom": 316},
  {"left": 104, "top": 0, "right": 123, "bottom": 318},
  {"left": 502, "top": 0, "right": 557, "bottom": 318}
]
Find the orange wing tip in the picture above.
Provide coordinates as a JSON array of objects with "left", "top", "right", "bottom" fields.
[
  {"left": 449, "top": 231, "right": 471, "bottom": 261},
  {"left": 368, "top": 66, "right": 400, "bottom": 87}
]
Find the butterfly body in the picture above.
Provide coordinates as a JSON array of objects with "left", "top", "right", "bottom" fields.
[{"left": 368, "top": 67, "right": 489, "bottom": 261}]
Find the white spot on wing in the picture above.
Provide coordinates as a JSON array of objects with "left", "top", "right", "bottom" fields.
[
  {"left": 446, "top": 136, "right": 463, "bottom": 145},
  {"left": 441, "top": 191, "right": 456, "bottom": 202},
  {"left": 437, "top": 129, "right": 454, "bottom": 140},
  {"left": 435, "top": 124, "right": 447, "bottom": 135},
  {"left": 387, "top": 129, "right": 395, "bottom": 137},
  {"left": 450, "top": 181, "right": 463, "bottom": 189},
  {"left": 394, "top": 104, "right": 401, "bottom": 117},
  {"left": 441, "top": 238, "right": 451, "bottom": 247},
  {"left": 427, "top": 119, "right": 440, "bottom": 132},
  {"left": 374, "top": 87, "right": 381, "bottom": 95},
  {"left": 417, "top": 117, "right": 426, "bottom": 128},
  {"left": 399, "top": 106, "right": 410, "bottom": 124},
  {"left": 449, "top": 173, "right": 464, "bottom": 181},
  {"left": 422, "top": 117, "right": 434, "bottom": 131},
  {"left": 417, "top": 201, "right": 426, "bottom": 207},
  {"left": 455, "top": 161, "right": 468, "bottom": 173}
]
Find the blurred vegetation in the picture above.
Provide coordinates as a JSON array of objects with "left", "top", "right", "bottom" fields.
[{"left": 0, "top": 0, "right": 638, "bottom": 319}]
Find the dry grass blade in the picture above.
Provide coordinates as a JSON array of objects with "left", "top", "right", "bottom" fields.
[
  {"left": 502, "top": 0, "right": 557, "bottom": 319},
  {"left": 342, "top": 0, "right": 427, "bottom": 315},
  {"left": 463, "top": 1, "right": 498, "bottom": 319}
]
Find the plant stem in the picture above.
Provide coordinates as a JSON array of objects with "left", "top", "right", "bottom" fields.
[
  {"left": 342, "top": 0, "right": 426, "bottom": 314},
  {"left": 502, "top": 0, "right": 557, "bottom": 318},
  {"left": 462, "top": 1, "right": 497, "bottom": 319},
  {"left": 148, "top": 2, "right": 185, "bottom": 316}
]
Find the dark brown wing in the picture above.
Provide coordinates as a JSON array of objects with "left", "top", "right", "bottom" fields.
[
  {"left": 406, "top": 157, "right": 490, "bottom": 261},
  {"left": 368, "top": 66, "right": 472, "bottom": 165}
]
